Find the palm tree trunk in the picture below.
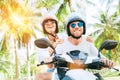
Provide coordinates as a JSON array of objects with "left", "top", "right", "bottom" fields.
[
  {"left": 26, "top": 44, "right": 31, "bottom": 80},
  {"left": 14, "top": 39, "right": 19, "bottom": 80}
]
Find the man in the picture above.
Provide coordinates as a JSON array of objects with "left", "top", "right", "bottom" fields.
[{"left": 53, "top": 13, "right": 114, "bottom": 80}]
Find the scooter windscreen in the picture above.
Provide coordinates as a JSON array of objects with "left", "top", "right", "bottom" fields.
[
  {"left": 67, "top": 50, "right": 88, "bottom": 63},
  {"left": 56, "top": 50, "right": 88, "bottom": 68}
]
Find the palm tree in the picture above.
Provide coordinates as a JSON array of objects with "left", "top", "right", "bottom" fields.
[
  {"left": 0, "top": 0, "right": 40, "bottom": 79},
  {"left": 88, "top": 0, "right": 120, "bottom": 64},
  {"left": 0, "top": 35, "right": 13, "bottom": 80},
  {"left": 35, "top": 0, "right": 88, "bottom": 31}
]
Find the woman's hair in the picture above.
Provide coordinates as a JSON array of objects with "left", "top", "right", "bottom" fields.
[{"left": 41, "top": 15, "right": 58, "bottom": 34}]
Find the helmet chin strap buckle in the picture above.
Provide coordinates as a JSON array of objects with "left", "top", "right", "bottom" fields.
[{"left": 47, "top": 32, "right": 56, "bottom": 38}]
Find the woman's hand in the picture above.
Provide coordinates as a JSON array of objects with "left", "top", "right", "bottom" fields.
[
  {"left": 54, "top": 38, "right": 64, "bottom": 47},
  {"left": 48, "top": 38, "right": 64, "bottom": 54},
  {"left": 86, "top": 36, "right": 94, "bottom": 43},
  {"left": 43, "top": 57, "right": 53, "bottom": 63}
]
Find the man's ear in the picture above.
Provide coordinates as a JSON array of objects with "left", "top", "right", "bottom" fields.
[{"left": 86, "top": 36, "right": 94, "bottom": 43}]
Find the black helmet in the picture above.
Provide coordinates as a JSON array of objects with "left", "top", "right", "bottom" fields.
[
  {"left": 41, "top": 15, "right": 58, "bottom": 34},
  {"left": 66, "top": 13, "right": 86, "bottom": 36}
]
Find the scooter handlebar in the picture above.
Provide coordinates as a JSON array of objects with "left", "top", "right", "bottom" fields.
[
  {"left": 37, "top": 56, "right": 67, "bottom": 66},
  {"left": 86, "top": 61, "right": 119, "bottom": 71},
  {"left": 86, "top": 61, "right": 105, "bottom": 70}
]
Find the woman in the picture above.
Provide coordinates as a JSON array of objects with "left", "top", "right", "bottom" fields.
[{"left": 35, "top": 14, "right": 64, "bottom": 80}]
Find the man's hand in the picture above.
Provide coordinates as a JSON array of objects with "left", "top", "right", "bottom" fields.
[
  {"left": 48, "top": 39, "right": 64, "bottom": 54},
  {"left": 101, "top": 58, "right": 114, "bottom": 68}
]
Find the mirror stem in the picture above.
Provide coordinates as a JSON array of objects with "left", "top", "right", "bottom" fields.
[
  {"left": 98, "top": 51, "right": 101, "bottom": 58},
  {"left": 50, "top": 49, "right": 57, "bottom": 56}
]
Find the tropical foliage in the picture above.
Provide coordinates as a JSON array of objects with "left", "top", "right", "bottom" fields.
[
  {"left": 0, "top": 0, "right": 120, "bottom": 79},
  {"left": 0, "top": 0, "right": 39, "bottom": 79},
  {"left": 89, "top": 0, "right": 120, "bottom": 64}
]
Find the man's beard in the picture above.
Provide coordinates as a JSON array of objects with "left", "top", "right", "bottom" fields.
[{"left": 70, "top": 34, "right": 82, "bottom": 39}]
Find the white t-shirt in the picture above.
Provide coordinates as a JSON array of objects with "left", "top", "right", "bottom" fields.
[{"left": 55, "top": 35, "right": 105, "bottom": 59}]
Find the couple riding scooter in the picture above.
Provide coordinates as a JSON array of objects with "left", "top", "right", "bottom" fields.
[
  {"left": 35, "top": 13, "right": 116, "bottom": 80},
  {"left": 35, "top": 38, "right": 118, "bottom": 80}
]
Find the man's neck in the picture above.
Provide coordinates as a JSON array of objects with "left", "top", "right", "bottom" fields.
[{"left": 68, "top": 36, "right": 82, "bottom": 45}]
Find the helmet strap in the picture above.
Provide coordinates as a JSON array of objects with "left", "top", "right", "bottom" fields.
[
  {"left": 47, "top": 32, "right": 56, "bottom": 37},
  {"left": 47, "top": 32, "right": 58, "bottom": 42},
  {"left": 68, "top": 30, "right": 82, "bottom": 39},
  {"left": 70, "top": 34, "right": 82, "bottom": 39}
]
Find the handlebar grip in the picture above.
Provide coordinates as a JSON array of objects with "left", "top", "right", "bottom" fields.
[
  {"left": 86, "top": 61, "right": 105, "bottom": 70},
  {"left": 37, "top": 60, "right": 57, "bottom": 67},
  {"left": 37, "top": 61, "right": 45, "bottom": 66},
  {"left": 37, "top": 64, "right": 41, "bottom": 66}
]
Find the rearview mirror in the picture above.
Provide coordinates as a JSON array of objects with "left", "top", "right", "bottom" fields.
[
  {"left": 34, "top": 38, "right": 55, "bottom": 50},
  {"left": 99, "top": 40, "right": 118, "bottom": 52},
  {"left": 98, "top": 40, "right": 118, "bottom": 58}
]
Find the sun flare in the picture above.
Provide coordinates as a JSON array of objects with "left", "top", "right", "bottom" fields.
[{"left": 1, "top": 1, "right": 34, "bottom": 32}]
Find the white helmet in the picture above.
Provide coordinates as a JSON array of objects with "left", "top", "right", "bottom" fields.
[
  {"left": 65, "top": 13, "right": 86, "bottom": 37},
  {"left": 41, "top": 14, "right": 58, "bottom": 34}
]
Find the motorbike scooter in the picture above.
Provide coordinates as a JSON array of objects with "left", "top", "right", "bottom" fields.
[{"left": 35, "top": 38, "right": 118, "bottom": 80}]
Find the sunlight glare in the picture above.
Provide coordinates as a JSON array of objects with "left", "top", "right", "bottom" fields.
[{"left": 10, "top": 13, "right": 24, "bottom": 26}]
